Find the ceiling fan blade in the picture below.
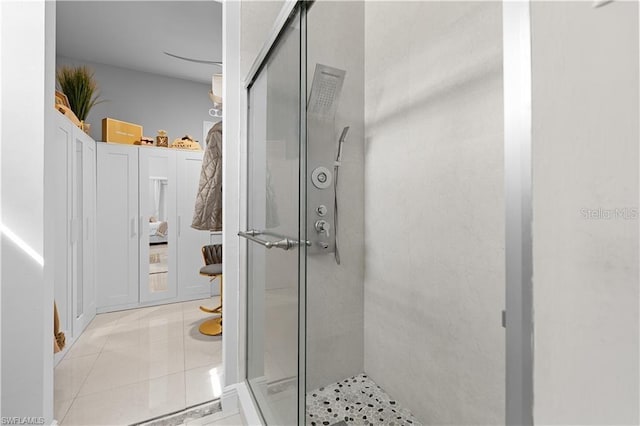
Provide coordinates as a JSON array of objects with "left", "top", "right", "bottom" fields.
[{"left": 163, "top": 51, "right": 222, "bottom": 66}]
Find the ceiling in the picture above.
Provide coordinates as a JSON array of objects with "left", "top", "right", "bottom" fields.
[{"left": 57, "top": 1, "right": 223, "bottom": 84}]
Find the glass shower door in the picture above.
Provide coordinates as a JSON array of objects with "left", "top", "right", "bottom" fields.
[{"left": 243, "top": 8, "right": 304, "bottom": 425}]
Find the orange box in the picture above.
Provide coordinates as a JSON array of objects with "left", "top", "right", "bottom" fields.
[{"left": 102, "top": 118, "right": 143, "bottom": 144}]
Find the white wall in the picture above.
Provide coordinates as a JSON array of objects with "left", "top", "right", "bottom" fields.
[
  {"left": 305, "top": 0, "right": 365, "bottom": 390},
  {"left": 0, "top": 1, "right": 3, "bottom": 414},
  {"left": 1, "top": 1, "right": 55, "bottom": 421},
  {"left": 56, "top": 56, "right": 215, "bottom": 147},
  {"left": 531, "top": 2, "right": 639, "bottom": 424},
  {"left": 221, "top": 0, "right": 286, "bottom": 413},
  {"left": 222, "top": 0, "right": 243, "bottom": 398},
  {"left": 240, "top": 1, "right": 285, "bottom": 79},
  {"left": 363, "top": 2, "right": 505, "bottom": 424}
]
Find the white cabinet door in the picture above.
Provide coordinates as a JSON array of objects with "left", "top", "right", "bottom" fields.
[
  {"left": 96, "top": 143, "right": 139, "bottom": 309},
  {"left": 176, "top": 150, "right": 211, "bottom": 297},
  {"left": 53, "top": 112, "right": 73, "bottom": 338},
  {"left": 139, "top": 148, "right": 178, "bottom": 303},
  {"left": 82, "top": 135, "right": 97, "bottom": 324},
  {"left": 71, "top": 130, "right": 97, "bottom": 335},
  {"left": 71, "top": 132, "right": 84, "bottom": 335}
]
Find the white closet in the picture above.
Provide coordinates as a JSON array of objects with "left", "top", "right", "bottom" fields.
[
  {"left": 53, "top": 112, "right": 97, "bottom": 363},
  {"left": 95, "top": 143, "right": 139, "bottom": 308},
  {"left": 96, "top": 143, "right": 212, "bottom": 312}
]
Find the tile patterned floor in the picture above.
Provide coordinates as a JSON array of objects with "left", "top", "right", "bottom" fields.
[
  {"left": 55, "top": 298, "right": 223, "bottom": 425},
  {"left": 306, "top": 374, "right": 421, "bottom": 426}
]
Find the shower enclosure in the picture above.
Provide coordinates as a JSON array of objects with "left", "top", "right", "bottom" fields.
[{"left": 240, "top": 2, "right": 526, "bottom": 424}]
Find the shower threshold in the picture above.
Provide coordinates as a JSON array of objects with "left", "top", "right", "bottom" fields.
[{"left": 306, "top": 374, "right": 422, "bottom": 426}]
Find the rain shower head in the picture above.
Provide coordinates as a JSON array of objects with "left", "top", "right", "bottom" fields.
[{"left": 308, "top": 64, "right": 346, "bottom": 120}]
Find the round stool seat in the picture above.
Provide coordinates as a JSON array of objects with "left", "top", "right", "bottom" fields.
[{"left": 200, "top": 263, "right": 222, "bottom": 276}]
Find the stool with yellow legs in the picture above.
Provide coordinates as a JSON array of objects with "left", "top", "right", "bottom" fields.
[{"left": 198, "top": 245, "right": 223, "bottom": 336}]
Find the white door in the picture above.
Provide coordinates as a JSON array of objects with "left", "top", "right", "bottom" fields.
[
  {"left": 176, "top": 150, "right": 211, "bottom": 298},
  {"left": 82, "top": 136, "right": 97, "bottom": 324},
  {"left": 53, "top": 112, "right": 73, "bottom": 339},
  {"left": 71, "top": 134, "right": 85, "bottom": 335},
  {"left": 72, "top": 131, "right": 97, "bottom": 333},
  {"left": 139, "top": 148, "right": 178, "bottom": 303},
  {"left": 96, "top": 143, "right": 139, "bottom": 309}
]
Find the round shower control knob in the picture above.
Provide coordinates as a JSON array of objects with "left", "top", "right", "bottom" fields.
[
  {"left": 316, "top": 205, "right": 327, "bottom": 216},
  {"left": 311, "top": 166, "right": 332, "bottom": 189}
]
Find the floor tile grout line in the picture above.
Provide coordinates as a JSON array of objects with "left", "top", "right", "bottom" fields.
[
  {"left": 57, "top": 398, "right": 73, "bottom": 426},
  {"left": 182, "top": 300, "right": 188, "bottom": 406},
  {"left": 58, "top": 314, "right": 111, "bottom": 425},
  {"left": 70, "top": 352, "right": 101, "bottom": 399},
  {"left": 58, "top": 299, "right": 215, "bottom": 424},
  {"left": 70, "top": 314, "right": 115, "bottom": 402},
  {"left": 63, "top": 373, "right": 185, "bottom": 426},
  {"left": 74, "top": 365, "right": 187, "bottom": 400},
  {"left": 77, "top": 326, "right": 187, "bottom": 397}
]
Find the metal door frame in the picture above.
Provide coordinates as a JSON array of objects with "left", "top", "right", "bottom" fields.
[{"left": 241, "top": 2, "right": 308, "bottom": 423}]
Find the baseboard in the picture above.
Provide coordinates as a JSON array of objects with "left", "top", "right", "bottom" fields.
[
  {"left": 221, "top": 385, "right": 239, "bottom": 415},
  {"left": 213, "top": 383, "right": 263, "bottom": 426},
  {"left": 188, "top": 385, "right": 249, "bottom": 426},
  {"left": 96, "top": 292, "right": 215, "bottom": 314},
  {"left": 53, "top": 333, "right": 76, "bottom": 367},
  {"left": 235, "top": 382, "right": 263, "bottom": 426}
]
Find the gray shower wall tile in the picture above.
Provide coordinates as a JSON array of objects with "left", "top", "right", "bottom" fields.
[
  {"left": 363, "top": 2, "right": 505, "bottom": 425},
  {"left": 531, "top": 2, "right": 639, "bottom": 423},
  {"left": 305, "top": 1, "right": 366, "bottom": 392}
]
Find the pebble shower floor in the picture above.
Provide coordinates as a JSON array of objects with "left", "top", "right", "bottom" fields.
[{"left": 306, "top": 374, "right": 422, "bottom": 426}]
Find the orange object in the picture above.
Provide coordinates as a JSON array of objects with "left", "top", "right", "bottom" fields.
[
  {"left": 56, "top": 105, "right": 82, "bottom": 128},
  {"left": 102, "top": 117, "right": 143, "bottom": 144},
  {"left": 170, "top": 135, "right": 201, "bottom": 151},
  {"left": 53, "top": 301, "right": 65, "bottom": 353}
]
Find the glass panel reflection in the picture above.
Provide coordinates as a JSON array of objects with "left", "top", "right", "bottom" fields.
[
  {"left": 246, "top": 9, "right": 301, "bottom": 426},
  {"left": 147, "top": 156, "right": 169, "bottom": 293}
]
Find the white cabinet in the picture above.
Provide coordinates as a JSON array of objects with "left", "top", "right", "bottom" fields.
[
  {"left": 82, "top": 137, "right": 97, "bottom": 322},
  {"left": 74, "top": 129, "right": 97, "bottom": 333},
  {"left": 176, "top": 151, "right": 212, "bottom": 297},
  {"left": 96, "top": 144, "right": 210, "bottom": 311},
  {"left": 53, "top": 114, "right": 73, "bottom": 342},
  {"left": 53, "top": 112, "right": 97, "bottom": 362},
  {"left": 96, "top": 143, "right": 139, "bottom": 309}
]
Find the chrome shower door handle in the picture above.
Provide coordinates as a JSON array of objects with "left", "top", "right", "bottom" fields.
[
  {"left": 266, "top": 238, "right": 296, "bottom": 250},
  {"left": 238, "top": 230, "right": 293, "bottom": 250},
  {"left": 238, "top": 230, "right": 310, "bottom": 251}
]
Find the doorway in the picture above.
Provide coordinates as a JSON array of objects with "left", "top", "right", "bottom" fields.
[{"left": 52, "top": 2, "right": 225, "bottom": 424}]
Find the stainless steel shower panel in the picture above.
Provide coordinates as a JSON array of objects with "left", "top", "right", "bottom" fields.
[{"left": 307, "top": 64, "right": 346, "bottom": 255}]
